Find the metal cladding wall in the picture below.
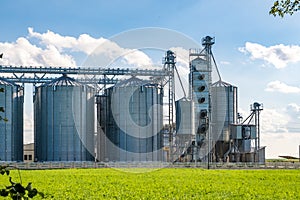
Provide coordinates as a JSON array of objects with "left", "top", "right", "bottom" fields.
[
  {"left": 97, "top": 77, "right": 164, "bottom": 162},
  {"left": 175, "top": 98, "right": 194, "bottom": 135},
  {"left": 0, "top": 78, "right": 24, "bottom": 161},
  {"left": 34, "top": 75, "right": 95, "bottom": 161},
  {"left": 211, "top": 80, "right": 238, "bottom": 142}
]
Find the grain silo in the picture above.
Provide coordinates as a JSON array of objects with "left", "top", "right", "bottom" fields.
[
  {"left": 211, "top": 80, "right": 238, "bottom": 162},
  {"left": 97, "top": 77, "right": 164, "bottom": 162},
  {"left": 34, "top": 74, "right": 95, "bottom": 161},
  {"left": 174, "top": 98, "right": 195, "bottom": 161},
  {"left": 0, "top": 78, "right": 24, "bottom": 161}
]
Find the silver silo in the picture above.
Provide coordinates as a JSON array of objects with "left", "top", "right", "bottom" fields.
[
  {"left": 175, "top": 98, "right": 194, "bottom": 135},
  {"left": 34, "top": 74, "right": 95, "bottom": 161},
  {"left": 211, "top": 80, "right": 237, "bottom": 161},
  {"left": 175, "top": 98, "right": 195, "bottom": 161},
  {"left": 211, "top": 80, "right": 238, "bottom": 140},
  {"left": 0, "top": 78, "right": 24, "bottom": 161},
  {"left": 97, "top": 77, "right": 164, "bottom": 162}
]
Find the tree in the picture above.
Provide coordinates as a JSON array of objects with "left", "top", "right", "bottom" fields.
[{"left": 270, "top": 0, "right": 300, "bottom": 17}]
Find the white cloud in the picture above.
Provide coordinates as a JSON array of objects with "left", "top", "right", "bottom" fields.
[
  {"left": 261, "top": 108, "right": 289, "bottom": 133},
  {"left": 261, "top": 132, "right": 300, "bottom": 158},
  {"left": 0, "top": 27, "right": 154, "bottom": 68},
  {"left": 28, "top": 27, "right": 106, "bottom": 55},
  {"left": 265, "top": 81, "right": 300, "bottom": 94},
  {"left": 27, "top": 27, "right": 155, "bottom": 67},
  {"left": 286, "top": 103, "right": 300, "bottom": 116},
  {"left": 285, "top": 103, "right": 300, "bottom": 133},
  {"left": 121, "top": 49, "right": 153, "bottom": 67},
  {"left": 239, "top": 42, "right": 300, "bottom": 68},
  {"left": 259, "top": 103, "right": 300, "bottom": 134},
  {"left": 220, "top": 61, "right": 230, "bottom": 65},
  {"left": 0, "top": 37, "right": 76, "bottom": 66},
  {"left": 259, "top": 107, "right": 300, "bottom": 158}
]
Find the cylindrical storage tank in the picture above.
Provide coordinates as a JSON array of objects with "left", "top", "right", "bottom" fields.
[
  {"left": 211, "top": 80, "right": 237, "bottom": 142},
  {"left": 0, "top": 78, "right": 24, "bottom": 161},
  {"left": 97, "top": 77, "right": 164, "bottom": 162},
  {"left": 175, "top": 98, "right": 194, "bottom": 135},
  {"left": 34, "top": 74, "right": 95, "bottom": 161}
]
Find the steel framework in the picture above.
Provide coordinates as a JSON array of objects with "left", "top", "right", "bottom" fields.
[{"left": 0, "top": 65, "right": 170, "bottom": 85}]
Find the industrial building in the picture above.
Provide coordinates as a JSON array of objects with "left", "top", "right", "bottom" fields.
[
  {"left": 23, "top": 143, "right": 34, "bottom": 162},
  {"left": 0, "top": 36, "right": 265, "bottom": 164}
]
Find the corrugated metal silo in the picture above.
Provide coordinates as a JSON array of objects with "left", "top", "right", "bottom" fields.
[
  {"left": 175, "top": 98, "right": 194, "bottom": 135},
  {"left": 34, "top": 74, "right": 95, "bottom": 161},
  {"left": 0, "top": 78, "right": 24, "bottom": 161},
  {"left": 97, "top": 77, "right": 164, "bottom": 162},
  {"left": 211, "top": 80, "right": 237, "bottom": 162},
  {"left": 211, "top": 80, "right": 237, "bottom": 141},
  {"left": 174, "top": 98, "right": 195, "bottom": 161}
]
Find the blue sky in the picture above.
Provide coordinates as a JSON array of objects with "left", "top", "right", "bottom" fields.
[{"left": 1, "top": 0, "right": 300, "bottom": 158}]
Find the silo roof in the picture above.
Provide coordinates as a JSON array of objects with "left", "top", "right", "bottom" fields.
[
  {"left": 114, "top": 76, "right": 151, "bottom": 87},
  {"left": 212, "top": 80, "right": 236, "bottom": 87},
  {"left": 44, "top": 74, "right": 81, "bottom": 86}
]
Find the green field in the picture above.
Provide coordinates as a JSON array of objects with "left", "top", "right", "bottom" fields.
[{"left": 1, "top": 168, "right": 299, "bottom": 199}]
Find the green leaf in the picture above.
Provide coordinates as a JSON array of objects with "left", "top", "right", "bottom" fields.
[
  {"left": 25, "top": 183, "right": 32, "bottom": 191},
  {"left": 38, "top": 191, "right": 45, "bottom": 198},
  {"left": 28, "top": 188, "right": 38, "bottom": 198},
  {"left": 9, "top": 177, "right": 15, "bottom": 185},
  {"left": 0, "top": 189, "right": 8, "bottom": 197},
  {"left": 12, "top": 196, "right": 19, "bottom": 200},
  {"left": 14, "top": 183, "right": 26, "bottom": 195}
]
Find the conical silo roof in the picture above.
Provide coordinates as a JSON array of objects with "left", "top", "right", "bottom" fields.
[
  {"left": 44, "top": 74, "right": 81, "bottom": 86},
  {"left": 212, "top": 80, "right": 236, "bottom": 87},
  {"left": 114, "top": 76, "right": 150, "bottom": 88}
]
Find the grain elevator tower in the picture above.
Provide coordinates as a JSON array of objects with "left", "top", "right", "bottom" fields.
[{"left": 189, "top": 36, "right": 214, "bottom": 161}]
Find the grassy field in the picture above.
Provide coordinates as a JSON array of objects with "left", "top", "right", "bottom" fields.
[{"left": 1, "top": 168, "right": 299, "bottom": 199}]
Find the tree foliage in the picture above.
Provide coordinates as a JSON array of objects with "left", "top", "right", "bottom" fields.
[
  {"left": 0, "top": 165, "right": 44, "bottom": 199},
  {"left": 270, "top": 0, "right": 300, "bottom": 17}
]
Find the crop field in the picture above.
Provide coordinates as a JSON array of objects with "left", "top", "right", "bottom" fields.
[{"left": 0, "top": 168, "right": 299, "bottom": 199}]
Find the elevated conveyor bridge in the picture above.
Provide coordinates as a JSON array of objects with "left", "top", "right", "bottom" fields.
[{"left": 0, "top": 65, "right": 170, "bottom": 85}]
